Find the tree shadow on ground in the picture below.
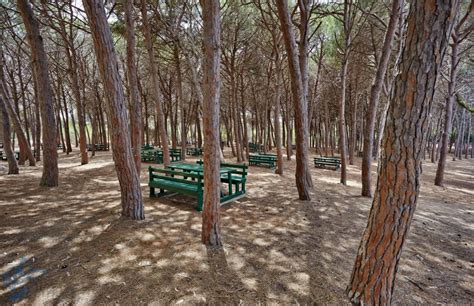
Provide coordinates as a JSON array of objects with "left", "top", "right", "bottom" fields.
[{"left": 0, "top": 151, "right": 472, "bottom": 304}]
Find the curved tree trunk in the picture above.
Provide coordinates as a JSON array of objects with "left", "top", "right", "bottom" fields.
[
  {"left": 274, "top": 58, "right": 284, "bottom": 175},
  {"left": 276, "top": 0, "right": 313, "bottom": 200},
  {"left": 347, "top": 1, "right": 458, "bottom": 304},
  {"left": 84, "top": 0, "right": 144, "bottom": 220},
  {"left": 140, "top": 0, "right": 170, "bottom": 166},
  {"left": 361, "top": 0, "right": 402, "bottom": 196},
  {"left": 0, "top": 77, "right": 35, "bottom": 167},
  {"left": 435, "top": 37, "right": 459, "bottom": 185},
  {"left": 125, "top": 0, "right": 142, "bottom": 172},
  {"left": 0, "top": 96, "right": 19, "bottom": 174},
  {"left": 17, "top": 0, "right": 58, "bottom": 186}
]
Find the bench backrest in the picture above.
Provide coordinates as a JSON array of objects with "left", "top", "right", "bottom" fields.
[
  {"left": 249, "top": 154, "right": 276, "bottom": 161},
  {"left": 148, "top": 167, "right": 202, "bottom": 185},
  {"left": 196, "top": 160, "right": 248, "bottom": 176}
]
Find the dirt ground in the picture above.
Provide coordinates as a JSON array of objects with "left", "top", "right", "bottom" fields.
[{"left": 0, "top": 148, "right": 472, "bottom": 305}]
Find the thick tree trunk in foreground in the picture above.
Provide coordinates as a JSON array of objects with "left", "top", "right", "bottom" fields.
[
  {"left": 140, "top": 0, "right": 170, "bottom": 166},
  {"left": 276, "top": 0, "right": 313, "bottom": 200},
  {"left": 125, "top": 0, "right": 142, "bottom": 172},
  {"left": 84, "top": 0, "right": 144, "bottom": 220},
  {"left": 347, "top": 1, "right": 458, "bottom": 304},
  {"left": 17, "top": 0, "right": 58, "bottom": 186},
  {"left": 201, "top": 0, "right": 222, "bottom": 248},
  {"left": 0, "top": 96, "right": 19, "bottom": 174},
  {"left": 361, "top": 0, "right": 402, "bottom": 196}
]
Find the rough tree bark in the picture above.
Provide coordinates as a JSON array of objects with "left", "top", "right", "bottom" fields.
[
  {"left": 347, "top": 1, "right": 458, "bottom": 304},
  {"left": 276, "top": 0, "right": 313, "bottom": 200},
  {"left": 83, "top": 0, "right": 144, "bottom": 220},
  {"left": 200, "top": 0, "right": 222, "bottom": 247},
  {"left": 361, "top": 0, "right": 402, "bottom": 196},
  {"left": 0, "top": 96, "right": 19, "bottom": 174},
  {"left": 17, "top": 0, "right": 58, "bottom": 186},
  {"left": 140, "top": 0, "right": 170, "bottom": 166},
  {"left": 124, "top": 0, "right": 142, "bottom": 172}
]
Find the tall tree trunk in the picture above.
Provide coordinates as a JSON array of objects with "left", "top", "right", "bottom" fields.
[
  {"left": 361, "top": 0, "right": 402, "bottom": 196},
  {"left": 60, "top": 81, "right": 72, "bottom": 154},
  {"left": 201, "top": 0, "right": 222, "bottom": 248},
  {"left": 347, "top": 1, "right": 458, "bottom": 304},
  {"left": 465, "top": 115, "right": 470, "bottom": 159},
  {"left": 274, "top": 60, "right": 284, "bottom": 175},
  {"left": 125, "top": 0, "right": 142, "bottom": 172},
  {"left": 84, "top": 0, "right": 144, "bottom": 220},
  {"left": 0, "top": 56, "right": 36, "bottom": 166},
  {"left": 140, "top": 0, "right": 170, "bottom": 166},
  {"left": 276, "top": 0, "right": 313, "bottom": 200},
  {"left": 435, "top": 34, "right": 459, "bottom": 184},
  {"left": 175, "top": 47, "right": 186, "bottom": 161},
  {"left": 339, "top": 43, "right": 349, "bottom": 185},
  {"left": 33, "top": 77, "right": 41, "bottom": 162},
  {"left": 17, "top": 0, "right": 58, "bottom": 185},
  {"left": 0, "top": 96, "right": 19, "bottom": 174}
]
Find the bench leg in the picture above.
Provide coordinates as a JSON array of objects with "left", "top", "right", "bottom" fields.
[
  {"left": 197, "top": 193, "right": 203, "bottom": 211},
  {"left": 150, "top": 187, "right": 155, "bottom": 197}
]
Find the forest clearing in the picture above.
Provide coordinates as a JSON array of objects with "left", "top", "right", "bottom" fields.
[
  {"left": 1, "top": 0, "right": 473, "bottom": 304},
  {"left": 0, "top": 150, "right": 473, "bottom": 304}
]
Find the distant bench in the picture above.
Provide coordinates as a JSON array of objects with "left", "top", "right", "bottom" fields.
[
  {"left": 87, "top": 143, "right": 109, "bottom": 151},
  {"left": 141, "top": 148, "right": 182, "bottom": 164},
  {"left": 249, "top": 153, "right": 276, "bottom": 169},
  {"left": 248, "top": 142, "right": 264, "bottom": 153},
  {"left": 186, "top": 147, "right": 203, "bottom": 156},
  {"left": 314, "top": 157, "right": 341, "bottom": 170},
  {"left": 0, "top": 150, "right": 19, "bottom": 161}
]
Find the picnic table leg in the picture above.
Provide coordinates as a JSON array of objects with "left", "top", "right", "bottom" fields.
[{"left": 227, "top": 172, "right": 232, "bottom": 195}]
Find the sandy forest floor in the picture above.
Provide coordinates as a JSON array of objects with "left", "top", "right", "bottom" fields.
[{"left": 0, "top": 148, "right": 473, "bottom": 305}]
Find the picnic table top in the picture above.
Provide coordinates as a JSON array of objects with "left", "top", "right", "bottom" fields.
[{"left": 167, "top": 163, "right": 235, "bottom": 175}]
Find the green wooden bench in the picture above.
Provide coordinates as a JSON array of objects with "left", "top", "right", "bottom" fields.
[
  {"left": 142, "top": 144, "right": 154, "bottom": 150},
  {"left": 258, "top": 152, "right": 277, "bottom": 157},
  {"left": 87, "top": 143, "right": 109, "bottom": 151},
  {"left": 149, "top": 164, "right": 246, "bottom": 211},
  {"left": 141, "top": 148, "right": 182, "bottom": 164},
  {"left": 196, "top": 160, "right": 248, "bottom": 194},
  {"left": 186, "top": 147, "right": 203, "bottom": 156},
  {"left": 249, "top": 154, "right": 276, "bottom": 169},
  {"left": 314, "top": 157, "right": 341, "bottom": 170},
  {"left": 149, "top": 167, "right": 204, "bottom": 210},
  {"left": 155, "top": 150, "right": 182, "bottom": 164},
  {"left": 141, "top": 149, "right": 157, "bottom": 162},
  {"left": 0, "top": 151, "right": 19, "bottom": 161},
  {"left": 248, "top": 142, "right": 264, "bottom": 153}
]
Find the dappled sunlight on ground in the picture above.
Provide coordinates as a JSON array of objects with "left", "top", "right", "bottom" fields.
[{"left": 0, "top": 149, "right": 472, "bottom": 304}]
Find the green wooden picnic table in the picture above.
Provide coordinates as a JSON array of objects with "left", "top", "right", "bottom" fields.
[{"left": 160, "top": 162, "right": 244, "bottom": 210}]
